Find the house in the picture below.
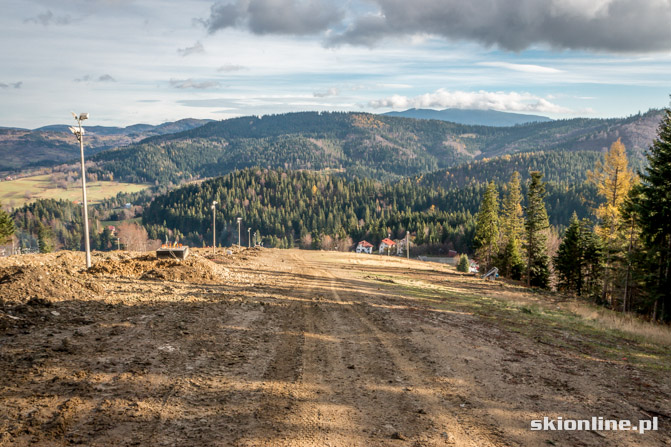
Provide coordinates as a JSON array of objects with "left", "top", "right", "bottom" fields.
[
  {"left": 447, "top": 249, "right": 458, "bottom": 258},
  {"left": 379, "top": 238, "right": 396, "bottom": 254},
  {"left": 356, "top": 240, "right": 374, "bottom": 254}
]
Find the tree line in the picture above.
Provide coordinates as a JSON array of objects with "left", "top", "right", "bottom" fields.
[{"left": 472, "top": 108, "right": 671, "bottom": 322}]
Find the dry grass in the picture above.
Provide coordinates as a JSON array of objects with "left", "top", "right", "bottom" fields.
[
  {"left": 0, "top": 174, "right": 149, "bottom": 209},
  {"left": 564, "top": 300, "right": 671, "bottom": 347}
]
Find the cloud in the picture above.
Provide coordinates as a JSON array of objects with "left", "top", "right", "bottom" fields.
[
  {"left": 313, "top": 87, "right": 339, "bottom": 97},
  {"left": 345, "top": 0, "right": 671, "bottom": 52},
  {"left": 177, "top": 41, "right": 205, "bottom": 57},
  {"left": 201, "top": 0, "right": 344, "bottom": 36},
  {"left": 477, "top": 62, "right": 562, "bottom": 74},
  {"left": 200, "top": 0, "right": 671, "bottom": 53},
  {"left": 74, "top": 75, "right": 116, "bottom": 83},
  {"left": 24, "top": 10, "right": 71, "bottom": 26},
  {"left": 170, "top": 79, "right": 221, "bottom": 89},
  {"left": 217, "top": 63, "right": 247, "bottom": 72},
  {"left": 0, "top": 82, "right": 23, "bottom": 89},
  {"left": 368, "top": 89, "right": 572, "bottom": 114}
]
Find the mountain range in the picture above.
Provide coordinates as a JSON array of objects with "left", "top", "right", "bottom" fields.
[
  {"left": 0, "top": 118, "right": 213, "bottom": 171},
  {"left": 88, "top": 110, "right": 662, "bottom": 185}
]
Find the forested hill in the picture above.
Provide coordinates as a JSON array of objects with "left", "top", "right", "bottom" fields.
[
  {"left": 0, "top": 118, "right": 212, "bottom": 171},
  {"left": 417, "top": 151, "right": 604, "bottom": 190},
  {"left": 91, "top": 110, "right": 662, "bottom": 185},
  {"left": 141, "top": 166, "right": 597, "bottom": 252},
  {"left": 383, "top": 108, "right": 552, "bottom": 126}
]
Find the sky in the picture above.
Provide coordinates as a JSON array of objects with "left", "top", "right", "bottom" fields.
[{"left": 1, "top": 0, "right": 671, "bottom": 128}]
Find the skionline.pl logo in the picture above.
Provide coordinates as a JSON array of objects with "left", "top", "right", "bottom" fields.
[{"left": 530, "top": 417, "right": 658, "bottom": 434}]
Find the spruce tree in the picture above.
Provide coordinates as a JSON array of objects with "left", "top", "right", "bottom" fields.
[
  {"left": 0, "top": 202, "right": 14, "bottom": 245},
  {"left": 498, "top": 171, "right": 525, "bottom": 279},
  {"left": 474, "top": 181, "right": 499, "bottom": 270},
  {"left": 38, "top": 224, "right": 54, "bottom": 253},
  {"left": 554, "top": 213, "right": 603, "bottom": 297},
  {"left": 630, "top": 106, "right": 671, "bottom": 321},
  {"left": 525, "top": 171, "right": 550, "bottom": 288},
  {"left": 457, "top": 254, "right": 470, "bottom": 272}
]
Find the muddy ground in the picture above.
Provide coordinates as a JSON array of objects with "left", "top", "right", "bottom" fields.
[{"left": 0, "top": 248, "right": 669, "bottom": 446}]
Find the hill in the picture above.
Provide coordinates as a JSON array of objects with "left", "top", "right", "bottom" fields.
[
  {"left": 383, "top": 108, "right": 552, "bottom": 126},
  {"left": 0, "top": 118, "right": 213, "bottom": 172},
  {"left": 90, "top": 110, "right": 662, "bottom": 185}
]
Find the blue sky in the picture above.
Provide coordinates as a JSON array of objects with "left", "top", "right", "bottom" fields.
[{"left": 1, "top": 0, "right": 670, "bottom": 128}]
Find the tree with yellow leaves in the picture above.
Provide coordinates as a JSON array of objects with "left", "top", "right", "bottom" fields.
[{"left": 587, "top": 138, "right": 635, "bottom": 306}]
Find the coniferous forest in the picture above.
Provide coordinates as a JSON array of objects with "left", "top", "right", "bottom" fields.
[{"left": 4, "top": 106, "right": 671, "bottom": 322}]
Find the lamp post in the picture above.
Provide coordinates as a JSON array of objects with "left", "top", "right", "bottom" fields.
[
  {"left": 248, "top": 227, "right": 251, "bottom": 248},
  {"left": 406, "top": 231, "right": 410, "bottom": 259},
  {"left": 211, "top": 201, "right": 217, "bottom": 255},
  {"left": 237, "top": 217, "right": 242, "bottom": 246},
  {"left": 69, "top": 112, "right": 91, "bottom": 269}
]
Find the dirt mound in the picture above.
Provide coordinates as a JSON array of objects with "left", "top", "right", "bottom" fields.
[
  {"left": 87, "top": 252, "right": 227, "bottom": 283},
  {"left": 0, "top": 263, "right": 95, "bottom": 306}
]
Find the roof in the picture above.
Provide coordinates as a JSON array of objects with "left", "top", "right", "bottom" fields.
[
  {"left": 357, "top": 240, "right": 374, "bottom": 247},
  {"left": 381, "top": 238, "right": 396, "bottom": 245}
]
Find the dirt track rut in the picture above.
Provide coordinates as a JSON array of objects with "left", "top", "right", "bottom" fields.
[{"left": 1, "top": 248, "right": 669, "bottom": 446}]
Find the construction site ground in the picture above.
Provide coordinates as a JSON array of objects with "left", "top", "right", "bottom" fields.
[{"left": 0, "top": 247, "right": 669, "bottom": 446}]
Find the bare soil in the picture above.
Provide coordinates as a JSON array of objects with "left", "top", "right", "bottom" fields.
[{"left": 0, "top": 248, "right": 669, "bottom": 446}]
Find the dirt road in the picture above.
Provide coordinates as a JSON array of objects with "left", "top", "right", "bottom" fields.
[{"left": 1, "top": 248, "right": 669, "bottom": 446}]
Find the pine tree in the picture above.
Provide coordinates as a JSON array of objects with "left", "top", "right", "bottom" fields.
[
  {"left": 555, "top": 213, "right": 583, "bottom": 294},
  {"left": 0, "top": 202, "right": 14, "bottom": 245},
  {"left": 525, "top": 171, "right": 550, "bottom": 288},
  {"left": 629, "top": 106, "right": 671, "bottom": 322},
  {"left": 38, "top": 224, "right": 54, "bottom": 253},
  {"left": 554, "top": 213, "right": 603, "bottom": 297},
  {"left": 474, "top": 181, "right": 499, "bottom": 270},
  {"left": 457, "top": 254, "right": 470, "bottom": 272},
  {"left": 498, "top": 172, "right": 525, "bottom": 278},
  {"left": 588, "top": 138, "right": 634, "bottom": 306}
]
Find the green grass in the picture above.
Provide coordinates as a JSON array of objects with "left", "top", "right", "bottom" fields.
[
  {"left": 368, "top": 272, "right": 671, "bottom": 372},
  {"left": 0, "top": 174, "right": 149, "bottom": 209}
]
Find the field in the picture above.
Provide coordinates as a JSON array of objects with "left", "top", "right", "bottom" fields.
[
  {"left": 0, "top": 248, "right": 669, "bottom": 446},
  {"left": 0, "top": 175, "right": 149, "bottom": 209}
]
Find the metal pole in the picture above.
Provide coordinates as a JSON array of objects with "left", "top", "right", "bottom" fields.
[
  {"left": 406, "top": 231, "right": 409, "bottom": 259},
  {"left": 237, "top": 218, "right": 241, "bottom": 247},
  {"left": 78, "top": 119, "right": 91, "bottom": 269},
  {"left": 248, "top": 228, "right": 251, "bottom": 248},
  {"left": 212, "top": 206, "right": 216, "bottom": 255}
]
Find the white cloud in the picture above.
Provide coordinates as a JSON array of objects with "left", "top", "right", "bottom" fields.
[
  {"left": 217, "top": 63, "right": 247, "bottom": 72},
  {"left": 477, "top": 62, "right": 562, "bottom": 74},
  {"left": 169, "top": 79, "right": 221, "bottom": 89},
  {"left": 177, "top": 41, "right": 205, "bottom": 57},
  {"left": 368, "top": 89, "right": 573, "bottom": 114},
  {"left": 313, "top": 87, "right": 339, "bottom": 97}
]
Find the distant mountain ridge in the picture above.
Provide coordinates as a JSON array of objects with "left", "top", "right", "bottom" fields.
[
  {"left": 0, "top": 118, "right": 213, "bottom": 171},
  {"left": 383, "top": 108, "right": 552, "bottom": 126},
  {"left": 89, "top": 110, "right": 662, "bottom": 185}
]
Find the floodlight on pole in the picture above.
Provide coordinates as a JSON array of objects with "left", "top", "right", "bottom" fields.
[
  {"left": 69, "top": 112, "right": 91, "bottom": 269},
  {"left": 237, "top": 217, "right": 242, "bottom": 247},
  {"left": 248, "top": 227, "right": 251, "bottom": 248},
  {"left": 211, "top": 201, "right": 217, "bottom": 255}
]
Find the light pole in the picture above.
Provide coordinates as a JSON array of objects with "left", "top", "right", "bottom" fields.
[
  {"left": 248, "top": 227, "right": 251, "bottom": 248},
  {"left": 69, "top": 112, "right": 91, "bottom": 269},
  {"left": 211, "top": 201, "right": 217, "bottom": 255},
  {"left": 237, "top": 217, "right": 242, "bottom": 247},
  {"left": 406, "top": 231, "right": 410, "bottom": 259}
]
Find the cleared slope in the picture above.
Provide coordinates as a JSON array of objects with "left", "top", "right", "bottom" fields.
[{"left": 0, "top": 248, "right": 668, "bottom": 446}]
